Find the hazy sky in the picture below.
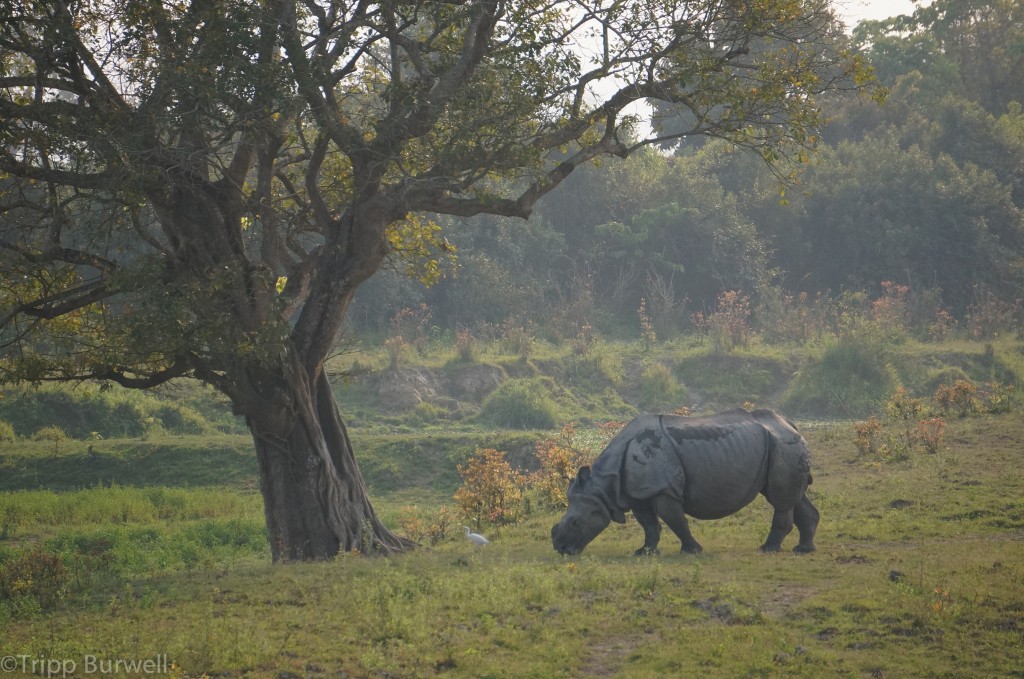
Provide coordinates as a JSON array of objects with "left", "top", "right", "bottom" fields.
[{"left": 838, "top": 0, "right": 929, "bottom": 26}]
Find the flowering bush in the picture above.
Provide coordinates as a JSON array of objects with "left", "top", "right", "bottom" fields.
[
  {"left": 871, "top": 281, "right": 911, "bottom": 335},
  {"left": 397, "top": 505, "right": 454, "bottom": 546},
  {"left": 453, "top": 449, "right": 526, "bottom": 530},
  {"left": 934, "top": 380, "right": 978, "bottom": 417},
  {"left": 693, "top": 290, "right": 753, "bottom": 353},
  {"left": 853, "top": 416, "right": 883, "bottom": 456},
  {"left": 916, "top": 418, "right": 946, "bottom": 455},
  {"left": 530, "top": 424, "right": 595, "bottom": 510}
]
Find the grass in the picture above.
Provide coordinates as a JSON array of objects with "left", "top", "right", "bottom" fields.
[
  {"left": 0, "top": 431, "right": 544, "bottom": 495},
  {"left": 0, "top": 382, "right": 245, "bottom": 440},
  {"left": 1, "top": 334, "right": 1022, "bottom": 676},
  {"left": 1, "top": 412, "right": 1022, "bottom": 677},
  {"left": 4, "top": 336, "right": 1021, "bottom": 439}
]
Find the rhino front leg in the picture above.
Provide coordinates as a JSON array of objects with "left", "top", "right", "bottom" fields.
[
  {"left": 653, "top": 496, "right": 703, "bottom": 554},
  {"left": 631, "top": 500, "right": 661, "bottom": 556},
  {"left": 792, "top": 493, "right": 819, "bottom": 553},
  {"left": 760, "top": 507, "right": 794, "bottom": 552}
]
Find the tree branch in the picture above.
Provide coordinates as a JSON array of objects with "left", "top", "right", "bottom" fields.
[
  {"left": 0, "top": 277, "right": 109, "bottom": 324},
  {"left": 0, "top": 154, "right": 124, "bottom": 191}
]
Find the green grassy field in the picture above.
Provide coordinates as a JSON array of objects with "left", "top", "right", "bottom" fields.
[{"left": 1, "top": 411, "right": 1022, "bottom": 678}]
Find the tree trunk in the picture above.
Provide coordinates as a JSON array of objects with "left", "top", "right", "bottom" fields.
[{"left": 244, "top": 356, "right": 415, "bottom": 561}]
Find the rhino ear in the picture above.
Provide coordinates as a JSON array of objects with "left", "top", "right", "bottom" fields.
[{"left": 577, "top": 466, "right": 591, "bottom": 484}]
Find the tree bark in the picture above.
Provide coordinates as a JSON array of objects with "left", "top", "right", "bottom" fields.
[{"left": 244, "top": 355, "right": 415, "bottom": 561}]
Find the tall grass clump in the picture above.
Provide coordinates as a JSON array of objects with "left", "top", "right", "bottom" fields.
[
  {"left": 638, "top": 362, "right": 686, "bottom": 410},
  {"left": 0, "top": 384, "right": 222, "bottom": 439},
  {"left": 478, "top": 377, "right": 561, "bottom": 429},
  {"left": 782, "top": 323, "right": 897, "bottom": 417},
  {"left": 565, "top": 342, "right": 624, "bottom": 391}
]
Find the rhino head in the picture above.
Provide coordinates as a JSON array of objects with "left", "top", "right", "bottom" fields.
[{"left": 551, "top": 466, "right": 623, "bottom": 555}]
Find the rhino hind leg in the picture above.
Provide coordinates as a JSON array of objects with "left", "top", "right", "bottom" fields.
[
  {"left": 792, "top": 493, "right": 819, "bottom": 553},
  {"left": 761, "top": 492, "right": 819, "bottom": 553},
  {"left": 653, "top": 495, "right": 703, "bottom": 554},
  {"left": 760, "top": 507, "right": 794, "bottom": 552},
  {"left": 631, "top": 500, "right": 661, "bottom": 556}
]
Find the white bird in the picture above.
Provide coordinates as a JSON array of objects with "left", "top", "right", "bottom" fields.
[{"left": 464, "top": 526, "right": 490, "bottom": 547}]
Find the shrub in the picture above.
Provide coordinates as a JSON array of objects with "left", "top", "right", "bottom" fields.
[
  {"left": 0, "top": 385, "right": 226, "bottom": 439},
  {"left": 0, "top": 420, "right": 15, "bottom": 443},
  {"left": 530, "top": 424, "right": 596, "bottom": 510},
  {"left": 966, "top": 288, "right": 1020, "bottom": 340},
  {"left": 0, "top": 505, "right": 19, "bottom": 540},
  {"left": 853, "top": 416, "right": 883, "bottom": 456},
  {"left": 455, "top": 329, "right": 479, "bottom": 364},
  {"left": 886, "top": 386, "right": 927, "bottom": 423},
  {"left": 637, "top": 297, "right": 656, "bottom": 350},
  {"left": 884, "top": 386, "right": 932, "bottom": 457},
  {"left": 478, "top": 378, "right": 561, "bottom": 429},
  {"left": 977, "top": 381, "right": 1017, "bottom": 414},
  {"left": 934, "top": 378, "right": 1017, "bottom": 417},
  {"left": 409, "top": 401, "right": 449, "bottom": 426},
  {"left": 693, "top": 290, "right": 753, "bottom": 353},
  {"left": 498, "top": 317, "right": 534, "bottom": 360},
  {"left": 758, "top": 289, "right": 831, "bottom": 345},
  {"left": 934, "top": 380, "right": 979, "bottom": 417},
  {"left": 916, "top": 417, "right": 946, "bottom": 455},
  {"left": 854, "top": 387, "right": 949, "bottom": 461},
  {"left": 871, "top": 281, "right": 911, "bottom": 338},
  {"left": 397, "top": 505, "right": 453, "bottom": 546},
  {"left": 154, "top": 404, "right": 210, "bottom": 435},
  {"left": 928, "top": 308, "right": 957, "bottom": 341},
  {"left": 568, "top": 321, "right": 597, "bottom": 356},
  {"left": 383, "top": 336, "right": 408, "bottom": 372},
  {"left": 390, "top": 304, "right": 434, "bottom": 354},
  {"left": 31, "top": 425, "right": 68, "bottom": 453},
  {"left": 0, "top": 548, "right": 69, "bottom": 613},
  {"left": 453, "top": 449, "right": 526, "bottom": 530}
]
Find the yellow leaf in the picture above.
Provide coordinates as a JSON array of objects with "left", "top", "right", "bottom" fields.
[{"left": 275, "top": 276, "right": 287, "bottom": 294}]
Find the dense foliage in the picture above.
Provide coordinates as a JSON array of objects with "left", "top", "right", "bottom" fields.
[{"left": 351, "top": 0, "right": 1024, "bottom": 338}]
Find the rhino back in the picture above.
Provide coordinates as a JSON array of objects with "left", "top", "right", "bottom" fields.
[{"left": 658, "top": 422, "right": 772, "bottom": 518}]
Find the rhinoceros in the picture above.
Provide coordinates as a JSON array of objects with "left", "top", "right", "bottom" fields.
[{"left": 551, "top": 408, "right": 818, "bottom": 556}]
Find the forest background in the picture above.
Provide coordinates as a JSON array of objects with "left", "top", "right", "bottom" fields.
[{"left": 343, "top": 1, "right": 1024, "bottom": 349}]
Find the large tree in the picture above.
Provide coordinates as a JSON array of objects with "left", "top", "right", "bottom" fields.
[{"left": 1, "top": 0, "right": 870, "bottom": 561}]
